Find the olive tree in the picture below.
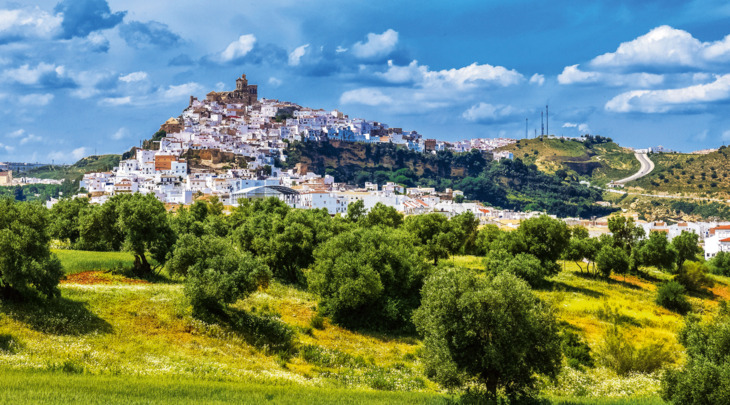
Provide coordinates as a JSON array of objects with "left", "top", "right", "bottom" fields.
[
  {"left": 413, "top": 268, "right": 562, "bottom": 399},
  {"left": 116, "top": 193, "right": 176, "bottom": 274},
  {"left": 0, "top": 199, "right": 63, "bottom": 298}
]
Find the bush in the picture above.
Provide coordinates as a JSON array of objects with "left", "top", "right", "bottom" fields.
[
  {"left": 656, "top": 281, "right": 691, "bottom": 314},
  {"left": 597, "top": 317, "right": 673, "bottom": 375},
  {"left": 675, "top": 261, "right": 714, "bottom": 292},
  {"left": 596, "top": 245, "right": 629, "bottom": 278},
  {"left": 309, "top": 312, "right": 326, "bottom": 330},
  {"left": 559, "top": 326, "right": 594, "bottom": 370},
  {"left": 662, "top": 304, "right": 730, "bottom": 404},
  {"left": 709, "top": 251, "right": 730, "bottom": 276}
]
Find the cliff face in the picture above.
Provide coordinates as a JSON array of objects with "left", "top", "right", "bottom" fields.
[{"left": 280, "top": 141, "right": 483, "bottom": 183}]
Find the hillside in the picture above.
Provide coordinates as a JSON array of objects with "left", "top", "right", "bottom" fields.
[
  {"left": 3, "top": 249, "right": 726, "bottom": 402},
  {"left": 22, "top": 155, "right": 121, "bottom": 184},
  {"left": 280, "top": 140, "right": 616, "bottom": 218},
  {"left": 495, "top": 136, "right": 639, "bottom": 186},
  {"left": 628, "top": 149, "right": 730, "bottom": 197}
]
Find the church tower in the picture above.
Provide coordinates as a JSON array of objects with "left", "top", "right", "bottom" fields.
[{"left": 236, "top": 74, "right": 248, "bottom": 91}]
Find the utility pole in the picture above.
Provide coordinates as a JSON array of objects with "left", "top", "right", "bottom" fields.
[
  {"left": 541, "top": 111, "right": 544, "bottom": 136},
  {"left": 546, "top": 105, "right": 549, "bottom": 136},
  {"left": 525, "top": 118, "right": 528, "bottom": 139}
]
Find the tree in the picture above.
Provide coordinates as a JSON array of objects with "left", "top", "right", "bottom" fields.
[
  {"left": 596, "top": 245, "right": 629, "bottom": 278},
  {"left": 359, "top": 202, "right": 403, "bottom": 228},
  {"left": 635, "top": 231, "right": 677, "bottom": 272},
  {"left": 662, "top": 304, "right": 730, "bottom": 404},
  {"left": 514, "top": 215, "right": 570, "bottom": 276},
  {"left": 405, "top": 213, "right": 452, "bottom": 265},
  {"left": 672, "top": 231, "right": 702, "bottom": 267},
  {"left": 0, "top": 199, "right": 63, "bottom": 298},
  {"left": 709, "top": 251, "right": 730, "bottom": 276},
  {"left": 308, "top": 227, "right": 427, "bottom": 331},
  {"left": 449, "top": 211, "right": 480, "bottom": 254},
  {"left": 48, "top": 197, "right": 89, "bottom": 245},
  {"left": 608, "top": 215, "right": 644, "bottom": 253},
  {"left": 563, "top": 226, "right": 597, "bottom": 273},
  {"left": 116, "top": 193, "right": 176, "bottom": 274},
  {"left": 170, "top": 235, "right": 271, "bottom": 317},
  {"left": 413, "top": 269, "right": 562, "bottom": 399},
  {"left": 76, "top": 197, "right": 124, "bottom": 251},
  {"left": 346, "top": 199, "right": 366, "bottom": 222},
  {"left": 655, "top": 281, "right": 691, "bottom": 314}
]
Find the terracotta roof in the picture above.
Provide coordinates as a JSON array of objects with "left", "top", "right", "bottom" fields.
[
  {"left": 678, "top": 222, "right": 688, "bottom": 227},
  {"left": 721, "top": 237, "right": 730, "bottom": 243}
]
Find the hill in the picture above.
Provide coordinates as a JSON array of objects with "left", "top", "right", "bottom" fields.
[
  {"left": 629, "top": 148, "right": 730, "bottom": 197},
  {"left": 3, "top": 249, "right": 723, "bottom": 402},
  {"left": 280, "top": 140, "right": 616, "bottom": 218},
  {"left": 495, "top": 136, "right": 640, "bottom": 186},
  {"left": 22, "top": 155, "right": 121, "bottom": 184}
]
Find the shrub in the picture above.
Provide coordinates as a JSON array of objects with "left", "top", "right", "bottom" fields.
[
  {"left": 656, "top": 281, "right": 691, "bottom": 314},
  {"left": 559, "top": 326, "right": 594, "bottom": 370},
  {"left": 596, "top": 245, "right": 629, "bottom": 278},
  {"left": 597, "top": 318, "right": 673, "bottom": 375},
  {"left": 709, "top": 251, "right": 730, "bottom": 276},
  {"left": 662, "top": 304, "right": 730, "bottom": 404},
  {"left": 309, "top": 312, "right": 326, "bottom": 330},
  {"left": 675, "top": 261, "right": 714, "bottom": 292}
]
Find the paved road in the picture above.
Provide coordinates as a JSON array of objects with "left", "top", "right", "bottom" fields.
[{"left": 613, "top": 153, "right": 655, "bottom": 185}]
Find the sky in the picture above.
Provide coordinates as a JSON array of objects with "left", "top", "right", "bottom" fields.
[{"left": 3, "top": 0, "right": 730, "bottom": 163}]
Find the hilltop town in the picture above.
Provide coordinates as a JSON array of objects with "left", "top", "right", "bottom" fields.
[{"left": 78, "top": 74, "right": 515, "bottom": 217}]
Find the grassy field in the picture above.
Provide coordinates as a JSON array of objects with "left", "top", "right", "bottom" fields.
[
  {"left": 9, "top": 250, "right": 725, "bottom": 403},
  {"left": 53, "top": 249, "right": 139, "bottom": 275},
  {"left": 22, "top": 154, "right": 121, "bottom": 183},
  {"left": 630, "top": 149, "right": 730, "bottom": 197}
]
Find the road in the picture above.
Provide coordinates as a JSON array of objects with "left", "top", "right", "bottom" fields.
[{"left": 613, "top": 153, "right": 655, "bottom": 185}]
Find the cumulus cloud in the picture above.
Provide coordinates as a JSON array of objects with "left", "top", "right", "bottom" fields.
[
  {"left": 100, "top": 96, "right": 131, "bottom": 106},
  {"left": 119, "top": 71, "right": 148, "bottom": 83},
  {"left": 268, "top": 77, "right": 282, "bottom": 87},
  {"left": 54, "top": 0, "right": 125, "bottom": 39},
  {"left": 462, "top": 103, "right": 518, "bottom": 123},
  {"left": 605, "top": 74, "right": 730, "bottom": 113},
  {"left": 1, "top": 63, "right": 75, "bottom": 88},
  {"left": 71, "top": 147, "right": 87, "bottom": 160},
  {"left": 288, "top": 44, "right": 309, "bottom": 66},
  {"left": 219, "top": 34, "right": 256, "bottom": 62},
  {"left": 529, "top": 73, "right": 545, "bottom": 86},
  {"left": 558, "top": 64, "right": 664, "bottom": 87},
  {"left": 352, "top": 29, "right": 398, "bottom": 59},
  {"left": 7, "top": 129, "right": 25, "bottom": 138},
  {"left": 563, "top": 122, "right": 590, "bottom": 133},
  {"left": 84, "top": 32, "right": 109, "bottom": 52},
  {"left": 0, "top": 7, "right": 62, "bottom": 43},
  {"left": 160, "top": 82, "right": 204, "bottom": 100},
  {"left": 340, "top": 88, "right": 393, "bottom": 106},
  {"left": 377, "top": 60, "right": 524, "bottom": 89},
  {"left": 723, "top": 130, "right": 730, "bottom": 142},
  {"left": 119, "top": 20, "right": 181, "bottom": 49}
]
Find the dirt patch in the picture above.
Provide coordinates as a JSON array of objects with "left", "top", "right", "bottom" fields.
[{"left": 61, "top": 271, "right": 152, "bottom": 285}]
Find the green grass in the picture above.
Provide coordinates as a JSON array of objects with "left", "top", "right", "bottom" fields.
[
  {"left": 23, "top": 154, "right": 121, "bottom": 183},
  {"left": 53, "top": 249, "right": 137, "bottom": 275},
  {"left": 0, "top": 369, "right": 449, "bottom": 404}
]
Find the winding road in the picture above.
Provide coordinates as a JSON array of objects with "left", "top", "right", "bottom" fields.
[{"left": 613, "top": 153, "right": 655, "bottom": 185}]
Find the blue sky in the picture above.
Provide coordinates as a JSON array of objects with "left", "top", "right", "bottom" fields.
[{"left": 3, "top": 0, "right": 730, "bottom": 163}]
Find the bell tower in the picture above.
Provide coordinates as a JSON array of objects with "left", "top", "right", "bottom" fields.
[{"left": 236, "top": 74, "right": 248, "bottom": 91}]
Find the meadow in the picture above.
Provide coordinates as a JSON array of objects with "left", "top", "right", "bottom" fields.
[{"left": 4, "top": 249, "right": 725, "bottom": 403}]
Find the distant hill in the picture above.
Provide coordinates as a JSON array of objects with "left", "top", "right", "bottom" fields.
[
  {"left": 630, "top": 148, "right": 730, "bottom": 198},
  {"left": 495, "top": 136, "right": 639, "bottom": 186},
  {"left": 22, "top": 154, "right": 121, "bottom": 184}
]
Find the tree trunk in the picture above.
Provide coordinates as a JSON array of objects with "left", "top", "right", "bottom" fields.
[{"left": 133, "top": 253, "right": 152, "bottom": 275}]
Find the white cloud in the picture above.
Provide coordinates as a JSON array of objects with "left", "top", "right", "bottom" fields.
[
  {"left": 100, "top": 96, "right": 132, "bottom": 106},
  {"left": 0, "top": 7, "right": 61, "bottom": 41},
  {"left": 18, "top": 93, "right": 53, "bottom": 106},
  {"left": 1, "top": 63, "right": 63, "bottom": 85},
  {"left": 268, "top": 77, "right": 282, "bottom": 87},
  {"left": 219, "top": 34, "right": 256, "bottom": 62},
  {"left": 722, "top": 130, "right": 730, "bottom": 142},
  {"left": 605, "top": 74, "right": 730, "bottom": 113},
  {"left": 7, "top": 129, "right": 24, "bottom": 138},
  {"left": 340, "top": 88, "right": 393, "bottom": 106},
  {"left": 119, "top": 71, "right": 148, "bottom": 83},
  {"left": 558, "top": 64, "right": 663, "bottom": 87},
  {"left": 377, "top": 60, "right": 524, "bottom": 89},
  {"left": 71, "top": 147, "right": 87, "bottom": 160},
  {"left": 462, "top": 103, "right": 517, "bottom": 122},
  {"left": 19, "top": 133, "right": 42, "bottom": 145},
  {"left": 587, "top": 25, "right": 730, "bottom": 72},
  {"left": 529, "top": 73, "right": 545, "bottom": 86},
  {"left": 162, "top": 82, "right": 203, "bottom": 100},
  {"left": 563, "top": 122, "right": 591, "bottom": 133},
  {"left": 352, "top": 29, "right": 398, "bottom": 59},
  {"left": 335, "top": 46, "right": 348, "bottom": 53},
  {"left": 111, "top": 128, "right": 127, "bottom": 140},
  {"left": 0, "top": 142, "right": 14, "bottom": 152},
  {"left": 288, "top": 44, "right": 309, "bottom": 66}
]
